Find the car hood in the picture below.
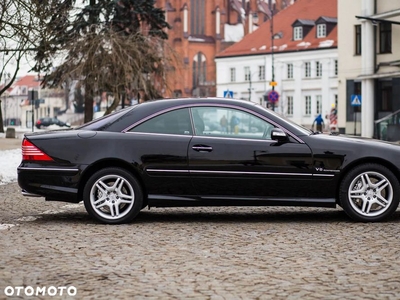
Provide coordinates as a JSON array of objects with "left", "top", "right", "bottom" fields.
[{"left": 325, "top": 133, "right": 399, "bottom": 145}]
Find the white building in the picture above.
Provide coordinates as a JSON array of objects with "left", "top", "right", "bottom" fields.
[
  {"left": 338, "top": 0, "right": 400, "bottom": 139},
  {"left": 215, "top": 0, "right": 338, "bottom": 129},
  {"left": 2, "top": 75, "right": 66, "bottom": 129}
]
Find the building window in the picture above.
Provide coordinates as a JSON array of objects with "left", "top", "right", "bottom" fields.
[
  {"left": 355, "top": 25, "right": 361, "bottom": 55},
  {"left": 380, "top": 81, "right": 392, "bottom": 111},
  {"left": 316, "top": 61, "right": 322, "bottom": 77},
  {"left": 192, "top": 52, "right": 206, "bottom": 88},
  {"left": 317, "top": 24, "right": 326, "bottom": 38},
  {"left": 244, "top": 67, "right": 251, "bottom": 81},
  {"left": 287, "top": 96, "right": 293, "bottom": 116},
  {"left": 316, "top": 95, "right": 322, "bottom": 114},
  {"left": 379, "top": 23, "right": 392, "bottom": 54},
  {"left": 305, "top": 96, "right": 311, "bottom": 116},
  {"left": 173, "top": 90, "right": 182, "bottom": 98},
  {"left": 304, "top": 62, "right": 311, "bottom": 78},
  {"left": 334, "top": 60, "right": 338, "bottom": 76},
  {"left": 258, "top": 65, "right": 265, "bottom": 80},
  {"left": 190, "top": 0, "right": 205, "bottom": 35},
  {"left": 294, "top": 27, "right": 303, "bottom": 40},
  {"left": 287, "top": 64, "right": 293, "bottom": 79},
  {"left": 230, "top": 68, "right": 236, "bottom": 82}
]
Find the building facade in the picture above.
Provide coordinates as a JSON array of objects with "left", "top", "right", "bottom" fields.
[
  {"left": 215, "top": 0, "right": 338, "bottom": 129},
  {"left": 156, "top": 0, "right": 294, "bottom": 98},
  {"left": 2, "top": 75, "right": 66, "bottom": 129},
  {"left": 338, "top": 0, "right": 400, "bottom": 138}
]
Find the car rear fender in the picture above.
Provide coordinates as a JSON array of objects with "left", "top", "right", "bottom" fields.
[{"left": 78, "top": 158, "right": 148, "bottom": 205}]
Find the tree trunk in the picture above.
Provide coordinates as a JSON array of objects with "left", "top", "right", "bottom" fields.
[
  {"left": 104, "top": 92, "right": 121, "bottom": 116},
  {"left": 84, "top": 83, "right": 94, "bottom": 123},
  {"left": 0, "top": 99, "right": 4, "bottom": 133}
]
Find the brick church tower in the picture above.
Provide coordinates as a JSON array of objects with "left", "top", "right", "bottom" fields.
[{"left": 156, "top": 0, "right": 294, "bottom": 98}]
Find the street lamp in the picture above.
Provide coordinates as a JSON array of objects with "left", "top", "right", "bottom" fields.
[{"left": 247, "top": 71, "right": 259, "bottom": 102}]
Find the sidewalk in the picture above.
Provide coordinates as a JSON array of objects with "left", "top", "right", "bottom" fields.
[{"left": 0, "top": 135, "right": 23, "bottom": 150}]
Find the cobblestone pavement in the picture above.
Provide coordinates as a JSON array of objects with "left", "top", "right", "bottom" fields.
[{"left": 1, "top": 182, "right": 400, "bottom": 299}]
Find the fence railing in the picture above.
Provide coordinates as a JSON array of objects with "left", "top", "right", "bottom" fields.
[{"left": 374, "top": 109, "right": 400, "bottom": 141}]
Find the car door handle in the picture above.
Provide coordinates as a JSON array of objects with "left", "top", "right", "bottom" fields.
[{"left": 192, "top": 145, "right": 213, "bottom": 152}]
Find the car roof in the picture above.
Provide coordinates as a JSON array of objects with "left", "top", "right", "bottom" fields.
[{"left": 78, "top": 97, "right": 310, "bottom": 136}]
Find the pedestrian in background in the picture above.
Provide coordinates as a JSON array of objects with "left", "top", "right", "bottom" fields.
[
  {"left": 220, "top": 115, "right": 228, "bottom": 133},
  {"left": 312, "top": 114, "right": 324, "bottom": 132}
]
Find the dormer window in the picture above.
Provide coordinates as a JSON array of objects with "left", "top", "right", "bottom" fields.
[
  {"left": 317, "top": 24, "right": 326, "bottom": 38},
  {"left": 315, "top": 16, "right": 337, "bottom": 38},
  {"left": 294, "top": 27, "right": 303, "bottom": 40},
  {"left": 292, "top": 19, "right": 314, "bottom": 41},
  {"left": 273, "top": 31, "right": 283, "bottom": 39}
]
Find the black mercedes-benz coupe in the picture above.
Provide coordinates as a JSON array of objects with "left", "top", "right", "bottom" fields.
[{"left": 18, "top": 98, "right": 400, "bottom": 224}]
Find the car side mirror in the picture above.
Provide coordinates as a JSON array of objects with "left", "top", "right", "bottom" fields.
[{"left": 271, "top": 128, "right": 289, "bottom": 143}]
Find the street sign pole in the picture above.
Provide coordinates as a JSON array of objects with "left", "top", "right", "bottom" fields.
[
  {"left": 354, "top": 108, "right": 356, "bottom": 136},
  {"left": 350, "top": 94, "right": 362, "bottom": 136},
  {"left": 267, "top": 90, "right": 279, "bottom": 111},
  {"left": 29, "top": 90, "right": 39, "bottom": 132},
  {"left": 30, "top": 90, "right": 35, "bottom": 132}
]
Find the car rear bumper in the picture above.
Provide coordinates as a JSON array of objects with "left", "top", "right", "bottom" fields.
[{"left": 18, "top": 165, "right": 81, "bottom": 203}]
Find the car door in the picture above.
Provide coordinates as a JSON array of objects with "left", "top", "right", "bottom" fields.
[
  {"left": 188, "top": 106, "right": 314, "bottom": 200},
  {"left": 127, "top": 108, "right": 195, "bottom": 197}
]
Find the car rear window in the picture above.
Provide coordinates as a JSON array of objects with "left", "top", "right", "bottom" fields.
[{"left": 76, "top": 107, "right": 133, "bottom": 131}]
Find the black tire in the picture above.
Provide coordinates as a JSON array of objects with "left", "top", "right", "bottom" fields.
[
  {"left": 339, "top": 163, "right": 400, "bottom": 222},
  {"left": 83, "top": 167, "right": 143, "bottom": 224}
]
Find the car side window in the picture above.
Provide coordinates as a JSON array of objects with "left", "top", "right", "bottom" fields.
[
  {"left": 191, "top": 107, "right": 275, "bottom": 140},
  {"left": 129, "top": 108, "right": 192, "bottom": 135}
]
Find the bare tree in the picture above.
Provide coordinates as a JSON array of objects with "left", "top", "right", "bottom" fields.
[
  {"left": 44, "top": 31, "right": 175, "bottom": 116},
  {"left": 34, "top": 0, "right": 173, "bottom": 123},
  {"left": 0, "top": 0, "right": 44, "bottom": 132}
]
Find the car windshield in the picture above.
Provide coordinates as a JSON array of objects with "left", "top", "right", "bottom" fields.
[{"left": 76, "top": 106, "right": 134, "bottom": 130}]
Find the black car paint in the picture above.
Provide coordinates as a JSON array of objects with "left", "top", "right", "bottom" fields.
[{"left": 18, "top": 98, "right": 400, "bottom": 211}]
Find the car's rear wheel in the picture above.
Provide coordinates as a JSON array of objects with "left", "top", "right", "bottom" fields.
[
  {"left": 339, "top": 164, "right": 399, "bottom": 222},
  {"left": 83, "top": 168, "right": 143, "bottom": 224}
]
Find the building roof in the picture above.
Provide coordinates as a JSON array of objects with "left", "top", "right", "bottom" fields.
[
  {"left": 216, "top": 0, "right": 337, "bottom": 58},
  {"left": 8, "top": 75, "right": 40, "bottom": 96},
  {"left": 13, "top": 75, "right": 40, "bottom": 88}
]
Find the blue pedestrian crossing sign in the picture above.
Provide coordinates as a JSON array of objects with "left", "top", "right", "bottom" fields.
[
  {"left": 351, "top": 94, "right": 362, "bottom": 106},
  {"left": 223, "top": 90, "right": 233, "bottom": 98}
]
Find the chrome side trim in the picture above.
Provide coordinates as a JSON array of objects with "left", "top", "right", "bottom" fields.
[
  {"left": 126, "top": 131, "right": 274, "bottom": 142},
  {"left": 21, "top": 190, "right": 42, "bottom": 197},
  {"left": 146, "top": 168, "right": 335, "bottom": 177},
  {"left": 189, "top": 170, "right": 314, "bottom": 176},
  {"left": 124, "top": 132, "right": 191, "bottom": 138},
  {"left": 18, "top": 167, "right": 79, "bottom": 172},
  {"left": 147, "top": 169, "right": 189, "bottom": 173}
]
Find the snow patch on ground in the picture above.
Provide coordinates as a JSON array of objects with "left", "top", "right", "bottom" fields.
[{"left": 0, "top": 148, "right": 21, "bottom": 185}]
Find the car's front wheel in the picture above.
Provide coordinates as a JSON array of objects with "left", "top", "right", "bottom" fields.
[
  {"left": 340, "top": 163, "right": 400, "bottom": 222},
  {"left": 83, "top": 168, "right": 143, "bottom": 224}
]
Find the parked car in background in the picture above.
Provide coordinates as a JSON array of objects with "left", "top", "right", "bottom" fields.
[
  {"left": 18, "top": 98, "right": 400, "bottom": 224},
  {"left": 35, "top": 117, "right": 71, "bottom": 129}
]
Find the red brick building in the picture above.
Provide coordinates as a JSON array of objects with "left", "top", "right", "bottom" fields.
[{"left": 156, "top": 0, "right": 294, "bottom": 98}]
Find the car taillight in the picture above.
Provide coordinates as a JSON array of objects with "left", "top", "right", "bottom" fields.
[{"left": 22, "top": 139, "right": 54, "bottom": 161}]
